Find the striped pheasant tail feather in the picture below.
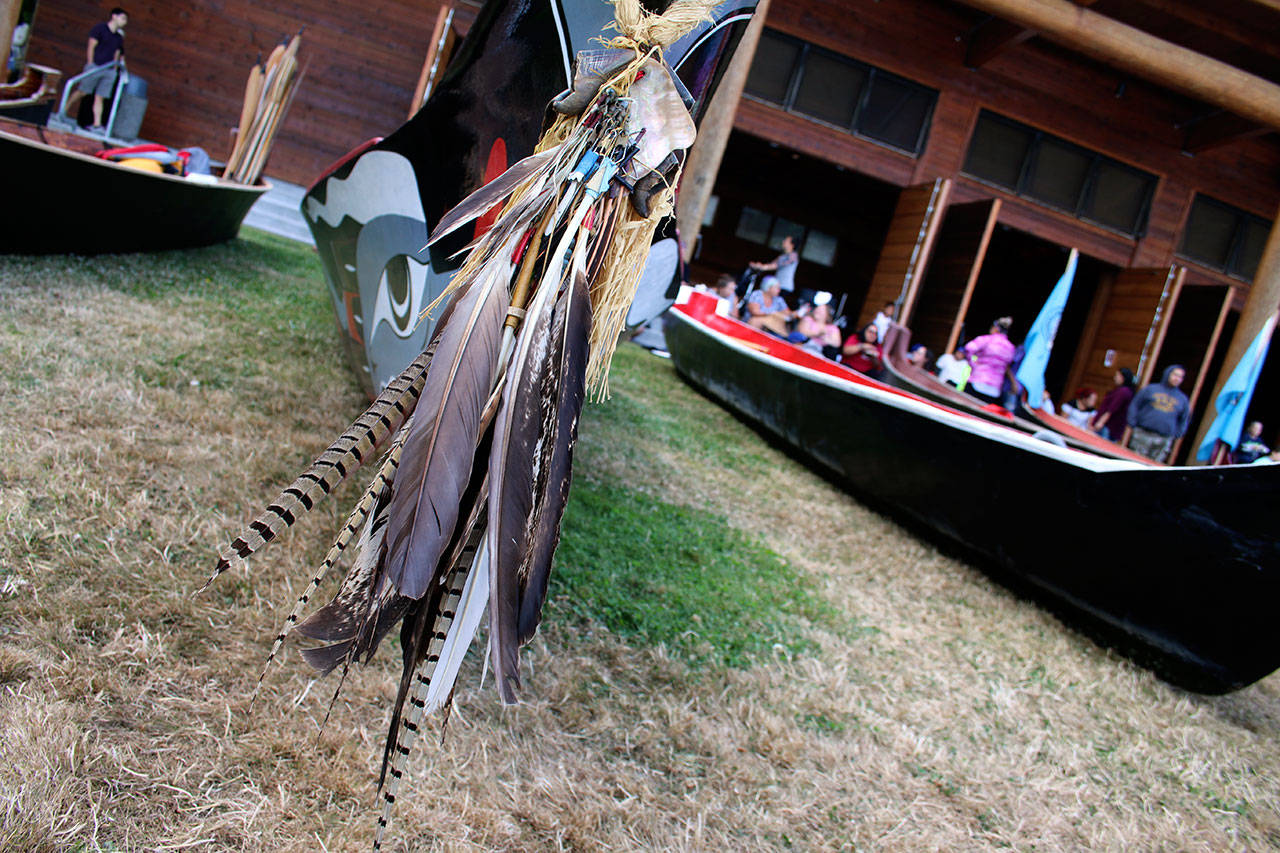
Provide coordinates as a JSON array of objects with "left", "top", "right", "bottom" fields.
[
  {"left": 250, "top": 426, "right": 410, "bottom": 702},
  {"left": 203, "top": 348, "right": 435, "bottom": 590},
  {"left": 375, "top": 533, "right": 490, "bottom": 852}
]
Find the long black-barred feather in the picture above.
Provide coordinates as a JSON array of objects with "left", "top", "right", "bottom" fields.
[
  {"left": 518, "top": 267, "right": 591, "bottom": 643},
  {"left": 379, "top": 390, "right": 501, "bottom": 786},
  {"left": 252, "top": 428, "right": 409, "bottom": 698},
  {"left": 374, "top": 506, "right": 489, "bottom": 852},
  {"left": 205, "top": 348, "right": 435, "bottom": 589},
  {"left": 384, "top": 244, "right": 514, "bottom": 600}
]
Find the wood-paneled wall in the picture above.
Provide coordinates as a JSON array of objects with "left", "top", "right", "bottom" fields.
[
  {"left": 909, "top": 199, "right": 1000, "bottom": 355},
  {"left": 858, "top": 180, "right": 949, "bottom": 331},
  {"left": 26, "top": 0, "right": 475, "bottom": 185},
  {"left": 743, "top": 0, "right": 1280, "bottom": 292}
]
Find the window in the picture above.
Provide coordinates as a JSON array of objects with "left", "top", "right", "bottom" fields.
[
  {"left": 744, "top": 35, "right": 801, "bottom": 104},
  {"left": 735, "top": 206, "right": 772, "bottom": 244},
  {"left": 962, "top": 111, "right": 1157, "bottom": 237},
  {"left": 744, "top": 30, "right": 937, "bottom": 156},
  {"left": 1178, "top": 195, "right": 1272, "bottom": 281},
  {"left": 801, "top": 229, "right": 839, "bottom": 266},
  {"left": 733, "top": 207, "right": 837, "bottom": 268},
  {"left": 769, "top": 218, "right": 805, "bottom": 250},
  {"left": 702, "top": 195, "right": 719, "bottom": 227}
]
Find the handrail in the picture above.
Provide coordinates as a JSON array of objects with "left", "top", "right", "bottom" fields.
[{"left": 54, "top": 60, "right": 128, "bottom": 137}]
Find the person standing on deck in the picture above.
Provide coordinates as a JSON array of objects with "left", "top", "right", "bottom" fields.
[
  {"left": 963, "top": 317, "right": 1017, "bottom": 406},
  {"left": 871, "top": 301, "right": 896, "bottom": 342},
  {"left": 64, "top": 8, "right": 128, "bottom": 132},
  {"left": 749, "top": 235, "right": 799, "bottom": 302},
  {"left": 1090, "top": 367, "right": 1136, "bottom": 441},
  {"left": 1127, "top": 365, "right": 1190, "bottom": 463}
]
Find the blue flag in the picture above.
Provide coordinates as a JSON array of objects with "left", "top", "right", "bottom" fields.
[
  {"left": 1015, "top": 249, "right": 1078, "bottom": 408},
  {"left": 1196, "top": 314, "right": 1275, "bottom": 462}
]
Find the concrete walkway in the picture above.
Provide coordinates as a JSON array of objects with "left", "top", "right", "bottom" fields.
[{"left": 242, "top": 177, "right": 314, "bottom": 245}]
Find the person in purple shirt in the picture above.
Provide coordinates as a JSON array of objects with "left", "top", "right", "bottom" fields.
[
  {"left": 963, "top": 316, "right": 1016, "bottom": 405},
  {"left": 1090, "top": 367, "right": 1136, "bottom": 441},
  {"left": 64, "top": 8, "right": 128, "bottom": 132}
]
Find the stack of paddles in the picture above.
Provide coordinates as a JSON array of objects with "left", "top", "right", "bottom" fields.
[{"left": 224, "top": 32, "right": 305, "bottom": 185}]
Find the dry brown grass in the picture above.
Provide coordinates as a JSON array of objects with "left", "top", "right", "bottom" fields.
[{"left": 2, "top": 233, "right": 1279, "bottom": 852}]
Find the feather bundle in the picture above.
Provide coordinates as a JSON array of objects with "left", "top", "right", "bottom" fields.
[{"left": 207, "top": 1, "right": 717, "bottom": 845}]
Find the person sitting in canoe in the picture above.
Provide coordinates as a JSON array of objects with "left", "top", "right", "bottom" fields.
[
  {"left": 1060, "top": 387, "right": 1098, "bottom": 429},
  {"left": 935, "top": 346, "right": 970, "bottom": 389},
  {"left": 745, "top": 275, "right": 794, "bottom": 336},
  {"left": 964, "top": 316, "right": 1016, "bottom": 405},
  {"left": 791, "top": 302, "right": 842, "bottom": 356},
  {"left": 841, "top": 324, "right": 884, "bottom": 378},
  {"left": 713, "top": 273, "right": 739, "bottom": 316},
  {"left": 1235, "top": 421, "right": 1271, "bottom": 464}
]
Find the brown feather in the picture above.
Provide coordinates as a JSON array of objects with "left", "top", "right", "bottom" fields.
[
  {"left": 518, "top": 267, "right": 592, "bottom": 644},
  {"left": 486, "top": 250, "right": 593, "bottom": 701},
  {"left": 428, "top": 144, "right": 563, "bottom": 246},
  {"left": 384, "top": 246, "right": 513, "bottom": 600}
]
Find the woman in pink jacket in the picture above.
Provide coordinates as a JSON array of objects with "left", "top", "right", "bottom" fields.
[{"left": 964, "top": 317, "right": 1016, "bottom": 405}]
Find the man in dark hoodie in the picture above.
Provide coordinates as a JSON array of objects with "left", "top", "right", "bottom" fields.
[{"left": 1126, "top": 365, "right": 1190, "bottom": 462}]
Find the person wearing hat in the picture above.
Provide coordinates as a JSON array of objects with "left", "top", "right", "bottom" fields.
[{"left": 963, "top": 317, "right": 1016, "bottom": 405}]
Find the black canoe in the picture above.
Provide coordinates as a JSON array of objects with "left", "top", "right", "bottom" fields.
[
  {"left": 0, "top": 117, "right": 267, "bottom": 254},
  {"left": 300, "top": 0, "right": 758, "bottom": 394},
  {"left": 666, "top": 289, "right": 1280, "bottom": 694}
]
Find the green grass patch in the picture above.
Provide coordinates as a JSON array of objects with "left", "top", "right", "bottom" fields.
[{"left": 551, "top": 480, "right": 840, "bottom": 668}]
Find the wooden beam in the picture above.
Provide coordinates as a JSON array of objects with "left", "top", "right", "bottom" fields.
[
  {"left": 964, "top": 19, "right": 1036, "bottom": 68},
  {"left": 1182, "top": 112, "right": 1270, "bottom": 153},
  {"left": 942, "top": 198, "right": 1000, "bottom": 354},
  {"left": 952, "top": 0, "right": 1280, "bottom": 131},
  {"left": 676, "top": 0, "right": 769, "bottom": 262},
  {"left": 409, "top": 5, "right": 457, "bottom": 119},
  {"left": 965, "top": 0, "right": 1096, "bottom": 68}
]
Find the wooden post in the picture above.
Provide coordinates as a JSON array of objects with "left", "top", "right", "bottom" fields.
[
  {"left": 1171, "top": 286, "right": 1235, "bottom": 464},
  {"left": 1191, "top": 209, "right": 1280, "bottom": 455},
  {"left": 953, "top": 0, "right": 1280, "bottom": 131},
  {"left": 675, "top": 0, "right": 770, "bottom": 263}
]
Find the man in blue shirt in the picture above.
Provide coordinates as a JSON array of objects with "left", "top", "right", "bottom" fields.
[
  {"left": 65, "top": 8, "right": 128, "bottom": 132},
  {"left": 1127, "top": 365, "right": 1190, "bottom": 463}
]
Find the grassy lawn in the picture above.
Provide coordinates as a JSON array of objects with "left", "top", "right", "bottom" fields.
[{"left": 2, "top": 228, "right": 1278, "bottom": 851}]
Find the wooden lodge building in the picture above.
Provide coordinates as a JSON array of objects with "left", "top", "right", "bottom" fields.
[{"left": 17, "top": 0, "right": 1280, "bottom": 462}]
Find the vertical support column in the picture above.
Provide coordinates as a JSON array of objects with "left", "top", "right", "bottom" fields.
[
  {"left": 1192, "top": 209, "right": 1280, "bottom": 454},
  {"left": 675, "top": 0, "right": 771, "bottom": 263}
]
